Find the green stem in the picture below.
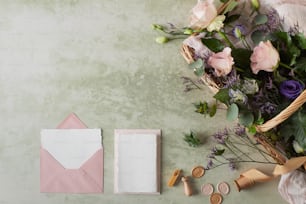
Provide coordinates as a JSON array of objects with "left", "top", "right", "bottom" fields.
[
  {"left": 207, "top": 160, "right": 277, "bottom": 170},
  {"left": 279, "top": 62, "right": 292, "bottom": 70},
  {"left": 227, "top": 140, "right": 255, "bottom": 161},
  {"left": 242, "top": 37, "right": 251, "bottom": 50},
  {"left": 218, "top": 31, "right": 235, "bottom": 48}
]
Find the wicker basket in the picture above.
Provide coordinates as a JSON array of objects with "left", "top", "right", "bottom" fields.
[{"left": 181, "top": 44, "right": 306, "bottom": 165}]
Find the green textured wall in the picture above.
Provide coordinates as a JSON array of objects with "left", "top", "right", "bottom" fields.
[{"left": 0, "top": 0, "right": 286, "bottom": 203}]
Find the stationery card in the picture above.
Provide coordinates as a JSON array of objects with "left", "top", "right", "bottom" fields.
[
  {"left": 40, "top": 113, "right": 103, "bottom": 193},
  {"left": 114, "top": 129, "right": 161, "bottom": 194}
]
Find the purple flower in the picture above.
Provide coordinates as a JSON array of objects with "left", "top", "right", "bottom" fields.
[
  {"left": 279, "top": 80, "right": 304, "bottom": 100},
  {"left": 232, "top": 25, "right": 247, "bottom": 38}
]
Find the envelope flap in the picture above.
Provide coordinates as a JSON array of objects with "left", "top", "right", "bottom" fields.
[
  {"left": 57, "top": 113, "right": 87, "bottom": 129},
  {"left": 41, "top": 129, "right": 102, "bottom": 169}
]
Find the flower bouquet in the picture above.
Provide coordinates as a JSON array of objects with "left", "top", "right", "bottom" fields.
[{"left": 153, "top": 0, "right": 306, "bottom": 202}]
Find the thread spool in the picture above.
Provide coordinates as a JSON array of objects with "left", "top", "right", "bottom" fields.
[
  {"left": 181, "top": 176, "right": 192, "bottom": 196},
  {"left": 234, "top": 175, "right": 255, "bottom": 192}
]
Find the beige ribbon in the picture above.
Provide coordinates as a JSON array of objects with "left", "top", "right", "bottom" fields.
[{"left": 234, "top": 156, "right": 306, "bottom": 191}]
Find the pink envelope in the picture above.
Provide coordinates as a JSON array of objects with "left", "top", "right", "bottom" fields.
[{"left": 40, "top": 113, "right": 103, "bottom": 193}]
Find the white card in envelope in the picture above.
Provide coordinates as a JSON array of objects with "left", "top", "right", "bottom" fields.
[{"left": 41, "top": 129, "right": 102, "bottom": 169}]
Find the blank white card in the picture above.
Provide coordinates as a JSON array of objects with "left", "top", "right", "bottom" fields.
[{"left": 114, "top": 129, "right": 161, "bottom": 194}]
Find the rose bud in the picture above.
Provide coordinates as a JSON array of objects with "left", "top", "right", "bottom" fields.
[
  {"left": 208, "top": 47, "right": 234, "bottom": 77},
  {"left": 250, "top": 40, "right": 280, "bottom": 74}
]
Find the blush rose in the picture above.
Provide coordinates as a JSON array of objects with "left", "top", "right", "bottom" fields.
[
  {"left": 189, "top": 0, "right": 217, "bottom": 30},
  {"left": 208, "top": 47, "right": 234, "bottom": 77},
  {"left": 250, "top": 40, "right": 280, "bottom": 74}
]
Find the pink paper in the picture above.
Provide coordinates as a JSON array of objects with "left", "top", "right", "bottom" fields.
[{"left": 40, "top": 113, "right": 103, "bottom": 193}]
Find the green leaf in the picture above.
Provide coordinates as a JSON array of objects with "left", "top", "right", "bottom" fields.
[
  {"left": 194, "top": 101, "right": 208, "bottom": 115},
  {"left": 239, "top": 111, "right": 254, "bottom": 127},
  {"left": 248, "top": 125, "right": 257, "bottom": 135},
  {"left": 201, "top": 38, "right": 225, "bottom": 52},
  {"left": 231, "top": 48, "right": 252, "bottom": 70},
  {"left": 293, "top": 33, "right": 306, "bottom": 49},
  {"left": 295, "top": 57, "right": 306, "bottom": 72},
  {"left": 222, "top": 1, "right": 239, "bottom": 14},
  {"left": 227, "top": 103, "right": 239, "bottom": 121},
  {"left": 254, "top": 14, "right": 268, "bottom": 25},
  {"left": 209, "top": 103, "right": 217, "bottom": 117},
  {"left": 274, "top": 31, "right": 292, "bottom": 46},
  {"left": 213, "top": 88, "right": 230, "bottom": 104},
  {"left": 288, "top": 44, "right": 301, "bottom": 66},
  {"left": 215, "top": 148, "right": 225, "bottom": 156},
  {"left": 224, "top": 14, "right": 240, "bottom": 24},
  {"left": 251, "top": 30, "right": 266, "bottom": 45},
  {"left": 183, "top": 131, "right": 201, "bottom": 147}
]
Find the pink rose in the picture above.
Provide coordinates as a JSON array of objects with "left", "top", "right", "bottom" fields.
[
  {"left": 189, "top": 0, "right": 217, "bottom": 30},
  {"left": 208, "top": 47, "right": 234, "bottom": 77},
  {"left": 250, "top": 40, "right": 280, "bottom": 74}
]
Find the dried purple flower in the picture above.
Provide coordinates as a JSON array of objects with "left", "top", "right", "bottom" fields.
[
  {"left": 207, "top": 154, "right": 215, "bottom": 159},
  {"left": 266, "top": 8, "right": 282, "bottom": 31},
  {"left": 234, "top": 124, "right": 246, "bottom": 136},
  {"left": 206, "top": 159, "right": 214, "bottom": 169},
  {"left": 226, "top": 158, "right": 237, "bottom": 171},
  {"left": 223, "top": 70, "right": 240, "bottom": 88},
  {"left": 256, "top": 8, "right": 281, "bottom": 32},
  {"left": 213, "top": 129, "right": 229, "bottom": 144},
  {"left": 229, "top": 161, "right": 237, "bottom": 171},
  {"left": 260, "top": 102, "right": 277, "bottom": 115}
]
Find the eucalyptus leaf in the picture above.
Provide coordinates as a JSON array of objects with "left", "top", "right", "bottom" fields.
[
  {"left": 254, "top": 14, "right": 268, "bottom": 25},
  {"left": 189, "top": 59, "right": 203, "bottom": 70},
  {"left": 201, "top": 38, "right": 225, "bottom": 52},
  {"left": 227, "top": 103, "right": 239, "bottom": 121},
  {"left": 239, "top": 111, "right": 254, "bottom": 127},
  {"left": 194, "top": 67, "right": 204, "bottom": 76},
  {"left": 251, "top": 30, "right": 266, "bottom": 45}
]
